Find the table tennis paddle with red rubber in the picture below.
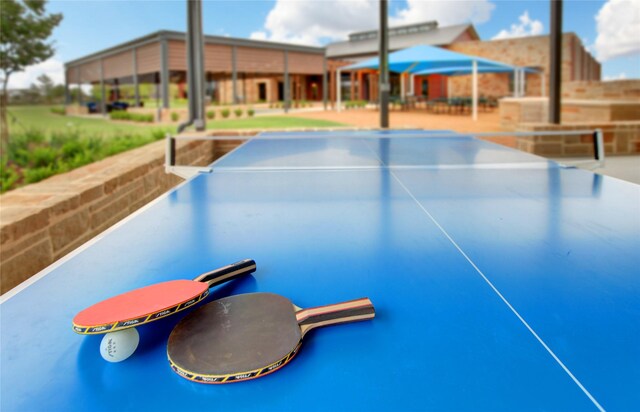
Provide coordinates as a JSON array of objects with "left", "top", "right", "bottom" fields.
[
  {"left": 167, "top": 292, "right": 375, "bottom": 383},
  {"left": 72, "top": 259, "right": 256, "bottom": 334}
]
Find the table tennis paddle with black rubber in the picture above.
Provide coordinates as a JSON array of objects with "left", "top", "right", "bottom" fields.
[
  {"left": 167, "top": 292, "right": 375, "bottom": 383},
  {"left": 72, "top": 259, "right": 256, "bottom": 334}
]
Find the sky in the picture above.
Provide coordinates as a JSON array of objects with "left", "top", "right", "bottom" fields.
[{"left": 7, "top": 0, "right": 640, "bottom": 89}]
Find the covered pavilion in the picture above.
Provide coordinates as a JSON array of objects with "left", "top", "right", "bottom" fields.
[{"left": 337, "top": 45, "right": 534, "bottom": 120}]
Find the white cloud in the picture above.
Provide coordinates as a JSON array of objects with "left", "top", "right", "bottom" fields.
[
  {"left": 252, "top": 0, "right": 495, "bottom": 45},
  {"left": 391, "top": 0, "right": 494, "bottom": 27},
  {"left": 492, "top": 11, "right": 544, "bottom": 40},
  {"left": 603, "top": 72, "right": 627, "bottom": 81},
  {"left": 6, "top": 56, "right": 65, "bottom": 90},
  {"left": 593, "top": 0, "right": 640, "bottom": 61},
  {"left": 249, "top": 31, "right": 268, "bottom": 41}
]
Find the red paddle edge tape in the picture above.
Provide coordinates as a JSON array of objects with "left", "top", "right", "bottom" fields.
[
  {"left": 72, "top": 289, "right": 210, "bottom": 334},
  {"left": 168, "top": 341, "right": 303, "bottom": 384}
]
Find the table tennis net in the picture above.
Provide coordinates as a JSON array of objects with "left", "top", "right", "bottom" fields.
[{"left": 167, "top": 129, "right": 604, "bottom": 176}]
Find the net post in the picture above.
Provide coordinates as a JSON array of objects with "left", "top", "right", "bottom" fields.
[
  {"left": 593, "top": 129, "right": 605, "bottom": 166},
  {"left": 165, "top": 133, "right": 176, "bottom": 173}
]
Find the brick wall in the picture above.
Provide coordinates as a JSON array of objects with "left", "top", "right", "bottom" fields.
[
  {"left": 446, "top": 33, "right": 598, "bottom": 98},
  {"left": 0, "top": 138, "right": 242, "bottom": 294},
  {"left": 215, "top": 74, "right": 315, "bottom": 104}
]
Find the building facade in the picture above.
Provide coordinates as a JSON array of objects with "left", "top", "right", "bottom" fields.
[
  {"left": 64, "top": 31, "right": 327, "bottom": 109},
  {"left": 326, "top": 21, "right": 599, "bottom": 101},
  {"left": 64, "top": 21, "right": 600, "bottom": 109}
]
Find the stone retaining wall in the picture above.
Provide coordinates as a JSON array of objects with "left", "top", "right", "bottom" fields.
[
  {"left": 500, "top": 97, "right": 640, "bottom": 128},
  {"left": 0, "top": 138, "right": 242, "bottom": 294},
  {"left": 562, "top": 80, "right": 640, "bottom": 100},
  {"left": 515, "top": 122, "right": 640, "bottom": 157}
]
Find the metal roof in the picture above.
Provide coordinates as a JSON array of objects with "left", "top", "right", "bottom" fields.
[
  {"left": 326, "top": 24, "right": 477, "bottom": 59},
  {"left": 65, "top": 30, "right": 325, "bottom": 68}
]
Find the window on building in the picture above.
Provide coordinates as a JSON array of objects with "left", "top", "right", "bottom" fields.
[
  {"left": 258, "top": 83, "right": 267, "bottom": 101},
  {"left": 421, "top": 79, "right": 429, "bottom": 97}
]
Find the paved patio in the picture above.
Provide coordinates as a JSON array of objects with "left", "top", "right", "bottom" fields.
[
  {"left": 289, "top": 108, "right": 640, "bottom": 185},
  {"left": 289, "top": 108, "right": 514, "bottom": 146}
]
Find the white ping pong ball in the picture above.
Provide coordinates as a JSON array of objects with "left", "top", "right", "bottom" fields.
[{"left": 100, "top": 328, "right": 140, "bottom": 362}]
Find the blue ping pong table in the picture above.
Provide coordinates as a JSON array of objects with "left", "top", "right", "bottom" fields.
[{"left": 1, "top": 130, "right": 638, "bottom": 411}]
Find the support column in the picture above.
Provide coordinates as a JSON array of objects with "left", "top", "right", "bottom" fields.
[
  {"left": 283, "top": 51, "right": 289, "bottom": 113},
  {"left": 64, "top": 69, "right": 70, "bottom": 105},
  {"left": 513, "top": 68, "right": 519, "bottom": 97},
  {"left": 329, "top": 68, "right": 335, "bottom": 106},
  {"left": 232, "top": 46, "right": 238, "bottom": 104},
  {"left": 379, "top": 0, "right": 390, "bottom": 128},
  {"left": 161, "top": 39, "right": 170, "bottom": 109},
  {"left": 337, "top": 69, "right": 342, "bottom": 112},
  {"left": 472, "top": 60, "right": 478, "bottom": 121},
  {"left": 357, "top": 71, "right": 363, "bottom": 100},
  {"left": 549, "top": 0, "right": 562, "bottom": 124},
  {"left": 77, "top": 67, "right": 83, "bottom": 105},
  {"left": 100, "top": 59, "right": 106, "bottom": 115},
  {"left": 322, "top": 56, "right": 328, "bottom": 110},
  {"left": 350, "top": 71, "right": 355, "bottom": 101},
  {"left": 133, "top": 48, "right": 140, "bottom": 107},
  {"left": 369, "top": 73, "right": 374, "bottom": 101},
  {"left": 410, "top": 74, "right": 415, "bottom": 95}
]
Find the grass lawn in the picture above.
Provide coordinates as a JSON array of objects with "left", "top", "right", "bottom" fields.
[
  {"left": 7, "top": 105, "right": 171, "bottom": 138},
  {"left": 206, "top": 116, "right": 345, "bottom": 130},
  {"left": 7, "top": 106, "right": 345, "bottom": 135},
  {"left": 2, "top": 106, "right": 346, "bottom": 193}
]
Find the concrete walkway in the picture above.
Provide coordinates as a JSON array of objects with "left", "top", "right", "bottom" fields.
[{"left": 555, "top": 155, "right": 640, "bottom": 185}]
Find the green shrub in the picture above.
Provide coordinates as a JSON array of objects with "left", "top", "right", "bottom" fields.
[
  {"left": 206, "top": 110, "right": 215, "bottom": 120},
  {"left": 132, "top": 113, "right": 154, "bottom": 123},
  {"left": 171, "top": 112, "right": 180, "bottom": 122},
  {"left": 247, "top": 108, "right": 255, "bottom": 117},
  {"left": 110, "top": 111, "right": 154, "bottom": 123},
  {"left": 1, "top": 127, "right": 168, "bottom": 193},
  {"left": 234, "top": 108, "right": 243, "bottom": 118},
  {"left": 24, "top": 165, "right": 56, "bottom": 184},
  {"left": 221, "top": 108, "right": 230, "bottom": 118},
  {"left": 1, "top": 161, "right": 21, "bottom": 193},
  {"left": 61, "top": 140, "right": 84, "bottom": 160},
  {"left": 50, "top": 107, "right": 66, "bottom": 116},
  {"left": 31, "top": 147, "right": 58, "bottom": 168},
  {"left": 109, "top": 110, "right": 129, "bottom": 121}
]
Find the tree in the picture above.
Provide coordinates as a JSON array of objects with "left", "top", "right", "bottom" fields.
[
  {"left": 37, "top": 73, "right": 54, "bottom": 103},
  {"left": 0, "top": 0, "right": 62, "bottom": 152}
]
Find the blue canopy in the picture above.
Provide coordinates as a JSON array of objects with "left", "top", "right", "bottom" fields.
[
  {"left": 343, "top": 44, "right": 517, "bottom": 73},
  {"left": 413, "top": 66, "right": 539, "bottom": 77}
]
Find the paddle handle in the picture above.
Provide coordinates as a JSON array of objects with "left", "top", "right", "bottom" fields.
[
  {"left": 296, "top": 297, "right": 375, "bottom": 336},
  {"left": 194, "top": 259, "right": 257, "bottom": 287}
]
